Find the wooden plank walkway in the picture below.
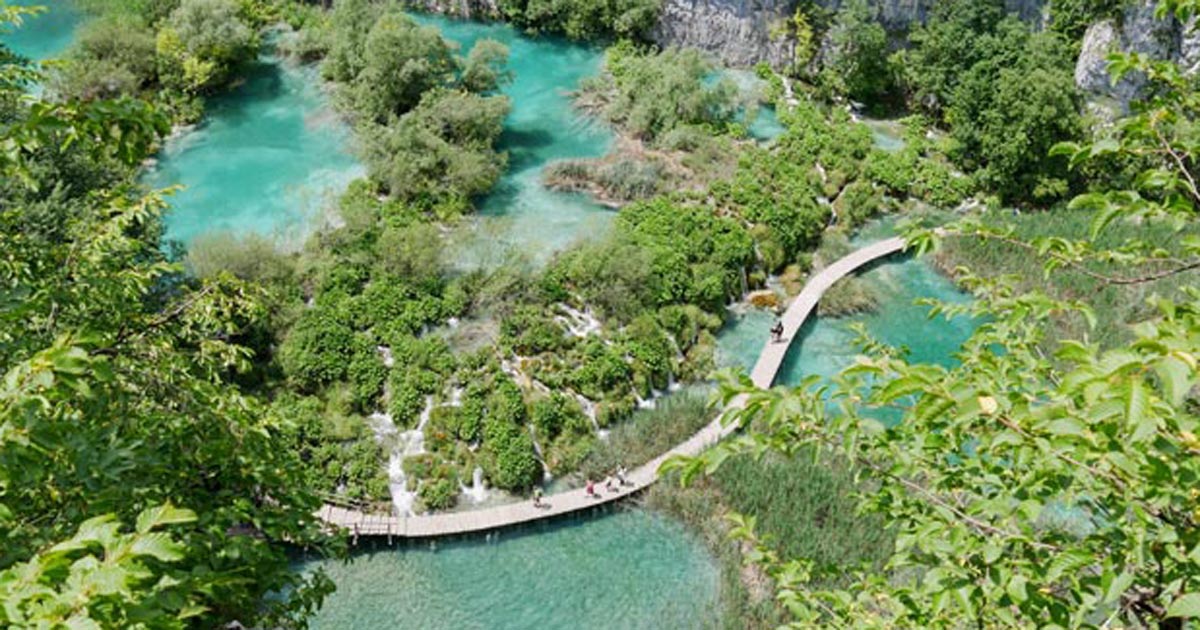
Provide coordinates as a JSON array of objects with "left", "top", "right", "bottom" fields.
[{"left": 318, "top": 236, "right": 908, "bottom": 539}]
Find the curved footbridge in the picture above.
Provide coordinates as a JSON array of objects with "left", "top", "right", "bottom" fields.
[{"left": 319, "top": 236, "right": 908, "bottom": 539}]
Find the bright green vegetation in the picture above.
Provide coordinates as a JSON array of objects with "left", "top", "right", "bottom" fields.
[
  {"left": 0, "top": 7, "right": 335, "bottom": 626},
  {"left": 938, "top": 208, "right": 1200, "bottom": 350},
  {"left": 48, "top": 0, "right": 271, "bottom": 122},
  {"left": 787, "top": 0, "right": 1083, "bottom": 206},
  {"left": 577, "top": 42, "right": 740, "bottom": 143},
  {"left": 302, "top": 509, "right": 720, "bottom": 629},
  {"left": 494, "top": 0, "right": 661, "bottom": 40},
  {"left": 674, "top": 3, "right": 1200, "bottom": 625}
]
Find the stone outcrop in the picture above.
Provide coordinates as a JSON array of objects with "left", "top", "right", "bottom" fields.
[
  {"left": 650, "top": 0, "right": 1048, "bottom": 69},
  {"left": 405, "top": 0, "right": 500, "bottom": 20},
  {"left": 1075, "top": 1, "right": 1199, "bottom": 110}
]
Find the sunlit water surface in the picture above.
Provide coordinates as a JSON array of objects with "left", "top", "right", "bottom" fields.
[{"left": 301, "top": 509, "right": 720, "bottom": 630}]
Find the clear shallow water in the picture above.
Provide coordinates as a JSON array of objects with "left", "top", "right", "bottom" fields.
[
  {"left": 718, "top": 237, "right": 977, "bottom": 386},
  {"left": 414, "top": 14, "right": 616, "bottom": 262},
  {"left": 303, "top": 510, "right": 720, "bottom": 630},
  {"left": 2, "top": 0, "right": 81, "bottom": 61},
  {"left": 147, "top": 54, "right": 364, "bottom": 246}
]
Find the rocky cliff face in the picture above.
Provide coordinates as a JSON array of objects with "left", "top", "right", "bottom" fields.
[
  {"left": 1075, "top": 1, "right": 1199, "bottom": 110},
  {"left": 650, "top": 0, "right": 1049, "bottom": 69},
  {"left": 405, "top": 0, "right": 500, "bottom": 20}
]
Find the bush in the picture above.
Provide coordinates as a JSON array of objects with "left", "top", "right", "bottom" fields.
[
  {"left": 481, "top": 418, "right": 541, "bottom": 491},
  {"left": 582, "top": 43, "right": 739, "bottom": 143},
  {"left": 347, "top": 12, "right": 458, "bottom": 123},
  {"left": 362, "top": 89, "right": 510, "bottom": 206},
  {"left": 158, "top": 0, "right": 257, "bottom": 93},
  {"left": 52, "top": 17, "right": 158, "bottom": 100},
  {"left": 277, "top": 302, "right": 356, "bottom": 392},
  {"left": 497, "top": 0, "right": 662, "bottom": 40}
]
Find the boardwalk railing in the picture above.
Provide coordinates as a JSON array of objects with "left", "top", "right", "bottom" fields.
[{"left": 317, "top": 236, "right": 909, "bottom": 540}]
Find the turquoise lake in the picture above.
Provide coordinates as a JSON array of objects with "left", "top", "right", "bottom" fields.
[
  {"left": 303, "top": 510, "right": 720, "bottom": 630},
  {"left": 2, "top": 0, "right": 81, "bottom": 62},
  {"left": 145, "top": 53, "right": 365, "bottom": 246}
]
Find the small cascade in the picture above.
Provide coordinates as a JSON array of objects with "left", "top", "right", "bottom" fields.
[
  {"left": 530, "top": 431, "right": 552, "bottom": 478},
  {"left": 386, "top": 397, "right": 434, "bottom": 517},
  {"left": 377, "top": 345, "right": 394, "bottom": 368},
  {"left": 447, "top": 387, "right": 463, "bottom": 407},
  {"left": 667, "top": 373, "right": 681, "bottom": 392},
  {"left": 575, "top": 393, "right": 601, "bottom": 434},
  {"left": 557, "top": 304, "right": 602, "bottom": 338},
  {"left": 459, "top": 466, "right": 489, "bottom": 504}
]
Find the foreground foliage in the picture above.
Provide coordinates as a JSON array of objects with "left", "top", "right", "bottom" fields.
[{"left": 1, "top": 8, "right": 334, "bottom": 627}]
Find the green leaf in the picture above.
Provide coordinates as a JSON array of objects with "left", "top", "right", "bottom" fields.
[
  {"left": 1046, "top": 418, "right": 1087, "bottom": 439},
  {"left": 129, "top": 532, "right": 185, "bottom": 562},
  {"left": 1155, "top": 357, "right": 1193, "bottom": 407},
  {"left": 1006, "top": 575, "right": 1028, "bottom": 603},
  {"left": 1103, "top": 571, "right": 1134, "bottom": 605},
  {"left": 1166, "top": 593, "right": 1200, "bottom": 618},
  {"left": 135, "top": 504, "right": 196, "bottom": 534}
]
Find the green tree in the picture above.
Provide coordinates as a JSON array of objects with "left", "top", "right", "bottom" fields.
[
  {"left": 460, "top": 38, "right": 512, "bottom": 94},
  {"left": 947, "top": 31, "right": 1082, "bottom": 204},
  {"left": 157, "top": 0, "right": 257, "bottom": 93},
  {"left": 584, "top": 43, "right": 739, "bottom": 143},
  {"left": 1, "top": 19, "right": 335, "bottom": 626},
  {"left": 820, "top": 0, "right": 894, "bottom": 105},
  {"left": 361, "top": 88, "right": 510, "bottom": 207},
  {"left": 51, "top": 16, "right": 159, "bottom": 100},
  {"left": 348, "top": 11, "right": 458, "bottom": 124}
]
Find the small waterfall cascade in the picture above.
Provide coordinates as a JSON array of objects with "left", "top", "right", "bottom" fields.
[
  {"left": 377, "top": 345, "right": 395, "bottom": 368},
  {"left": 384, "top": 397, "right": 434, "bottom": 517},
  {"left": 459, "top": 466, "right": 489, "bottom": 504},
  {"left": 556, "top": 304, "right": 602, "bottom": 338}
]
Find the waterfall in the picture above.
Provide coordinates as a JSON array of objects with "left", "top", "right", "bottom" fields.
[
  {"left": 384, "top": 397, "right": 434, "bottom": 517},
  {"left": 377, "top": 345, "right": 394, "bottom": 368},
  {"left": 459, "top": 466, "right": 489, "bottom": 504},
  {"left": 575, "top": 393, "right": 600, "bottom": 433}
]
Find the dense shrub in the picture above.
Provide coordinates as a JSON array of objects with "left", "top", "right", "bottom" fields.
[
  {"left": 157, "top": 0, "right": 258, "bottom": 93},
  {"left": 580, "top": 43, "right": 739, "bottom": 143},
  {"left": 498, "top": 0, "right": 662, "bottom": 40},
  {"left": 361, "top": 89, "right": 510, "bottom": 206}
]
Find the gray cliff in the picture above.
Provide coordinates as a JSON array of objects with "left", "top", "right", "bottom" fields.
[
  {"left": 650, "top": 0, "right": 1048, "bottom": 68},
  {"left": 1075, "top": 1, "right": 1199, "bottom": 109}
]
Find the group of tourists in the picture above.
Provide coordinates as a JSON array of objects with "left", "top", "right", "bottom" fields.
[
  {"left": 586, "top": 466, "right": 631, "bottom": 499},
  {"left": 531, "top": 466, "right": 632, "bottom": 508}
]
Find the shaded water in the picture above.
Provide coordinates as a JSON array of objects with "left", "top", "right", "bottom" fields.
[
  {"left": 146, "top": 53, "right": 364, "bottom": 246},
  {"left": 2, "top": 0, "right": 80, "bottom": 61},
  {"left": 303, "top": 510, "right": 720, "bottom": 630},
  {"left": 414, "top": 14, "right": 616, "bottom": 262}
]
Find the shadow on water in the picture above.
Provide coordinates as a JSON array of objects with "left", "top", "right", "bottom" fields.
[{"left": 500, "top": 126, "right": 560, "bottom": 172}]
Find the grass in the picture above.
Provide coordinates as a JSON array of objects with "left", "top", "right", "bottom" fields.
[
  {"left": 644, "top": 448, "right": 893, "bottom": 628},
  {"left": 579, "top": 389, "right": 714, "bottom": 479},
  {"left": 936, "top": 208, "right": 1200, "bottom": 349}
]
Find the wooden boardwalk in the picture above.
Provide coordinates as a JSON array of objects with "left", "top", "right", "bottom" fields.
[{"left": 319, "top": 236, "right": 908, "bottom": 539}]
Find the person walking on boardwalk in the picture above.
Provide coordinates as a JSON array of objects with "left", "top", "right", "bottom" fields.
[
  {"left": 770, "top": 320, "right": 784, "bottom": 343},
  {"left": 605, "top": 475, "right": 616, "bottom": 493},
  {"left": 616, "top": 466, "right": 629, "bottom": 486},
  {"left": 532, "top": 487, "right": 545, "bottom": 508},
  {"left": 586, "top": 478, "right": 598, "bottom": 499}
]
